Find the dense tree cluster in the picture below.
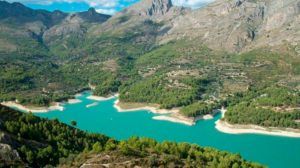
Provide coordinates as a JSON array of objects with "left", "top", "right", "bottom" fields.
[
  {"left": 226, "top": 103, "right": 300, "bottom": 128},
  {"left": 254, "top": 87, "right": 300, "bottom": 107},
  {"left": 0, "top": 55, "right": 122, "bottom": 106},
  {"left": 224, "top": 86, "right": 300, "bottom": 129},
  {"left": 119, "top": 76, "right": 212, "bottom": 109},
  {"left": 0, "top": 105, "right": 110, "bottom": 167},
  {"left": 91, "top": 72, "right": 121, "bottom": 96},
  {"left": 0, "top": 105, "right": 264, "bottom": 168},
  {"left": 180, "top": 101, "right": 221, "bottom": 117}
]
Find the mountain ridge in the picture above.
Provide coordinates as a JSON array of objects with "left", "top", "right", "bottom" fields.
[{"left": 1, "top": 0, "right": 299, "bottom": 53}]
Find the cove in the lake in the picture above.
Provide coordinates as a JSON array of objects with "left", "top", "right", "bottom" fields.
[{"left": 28, "top": 92, "right": 300, "bottom": 168}]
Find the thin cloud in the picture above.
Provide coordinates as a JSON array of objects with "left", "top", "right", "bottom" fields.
[
  {"left": 172, "top": 0, "right": 215, "bottom": 9},
  {"left": 5, "top": 0, "right": 215, "bottom": 14},
  {"left": 96, "top": 8, "right": 116, "bottom": 15},
  {"left": 6, "top": 0, "right": 118, "bottom": 7}
]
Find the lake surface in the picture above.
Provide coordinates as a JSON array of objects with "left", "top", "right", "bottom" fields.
[{"left": 32, "top": 92, "right": 300, "bottom": 168}]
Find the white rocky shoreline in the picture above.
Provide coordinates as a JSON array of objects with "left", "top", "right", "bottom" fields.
[
  {"left": 1, "top": 93, "right": 83, "bottom": 113},
  {"left": 113, "top": 99, "right": 215, "bottom": 126},
  {"left": 214, "top": 109, "right": 300, "bottom": 138},
  {"left": 1, "top": 101, "right": 64, "bottom": 113}
]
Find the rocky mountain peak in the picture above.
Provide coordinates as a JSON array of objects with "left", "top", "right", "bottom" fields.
[
  {"left": 145, "top": 0, "right": 173, "bottom": 16},
  {"left": 87, "top": 7, "right": 97, "bottom": 15},
  {"left": 76, "top": 8, "right": 111, "bottom": 23},
  {"left": 235, "top": 0, "right": 246, "bottom": 7},
  {"left": 125, "top": 0, "right": 174, "bottom": 17}
]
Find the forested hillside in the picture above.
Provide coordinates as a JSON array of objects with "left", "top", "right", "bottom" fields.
[{"left": 224, "top": 86, "right": 300, "bottom": 129}]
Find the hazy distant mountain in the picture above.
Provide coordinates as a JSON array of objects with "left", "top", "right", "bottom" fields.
[
  {"left": 0, "top": 1, "right": 66, "bottom": 26},
  {"left": 0, "top": 1, "right": 111, "bottom": 54},
  {"left": 0, "top": 1, "right": 110, "bottom": 26}
]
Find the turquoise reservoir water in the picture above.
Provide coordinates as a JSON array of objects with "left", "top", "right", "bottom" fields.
[{"left": 33, "top": 92, "right": 300, "bottom": 168}]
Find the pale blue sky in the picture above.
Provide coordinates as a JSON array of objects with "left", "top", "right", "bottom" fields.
[{"left": 5, "top": 0, "right": 214, "bottom": 15}]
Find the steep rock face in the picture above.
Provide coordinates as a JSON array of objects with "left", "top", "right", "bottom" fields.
[
  {"left": 141, "top": 0, "right": 173, "bottom": 16},
  {"left": 112, "top": 0, "right": 188, "bottom": 21},
  {"left": 158, "top": 0, "right": 265, "bottom": 51},
  {"left": 256, "top": 0, "right": 300, "bottom": 48},
  {"left": 159, "top": 0, "right": 300, "bottom": 52},
  {"left": 122, "top": 0, "right": 173, "bottom": 17}
]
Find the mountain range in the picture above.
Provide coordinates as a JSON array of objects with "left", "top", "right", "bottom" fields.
[{"left": 1, "top": 0, "right": 299, "bottom": 53}]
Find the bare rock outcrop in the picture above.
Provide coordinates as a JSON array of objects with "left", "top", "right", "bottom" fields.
[
  {"left": 159, "top": 0, "right": 300, "bottom": 52},
  {"left": 125, "top": 0, "right": 173, "bottom": 17},
  {"left": 0, "top": 132, "right": 25, "bottom": 167}
]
